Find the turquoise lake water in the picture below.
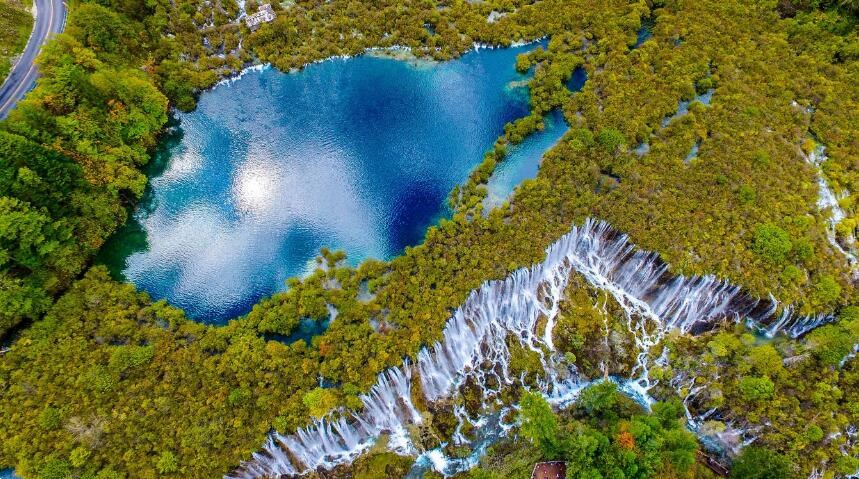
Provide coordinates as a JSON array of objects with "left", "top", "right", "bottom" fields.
[
  {"left": 484, "top": 108, "right": 569, "bottom": 209},
  {"left": 100, "top": 42, "right": 569, "bottom": 323}
]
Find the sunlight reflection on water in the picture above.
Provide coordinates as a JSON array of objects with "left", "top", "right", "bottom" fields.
[{"left": 101, "top": 42, "right": 564, "bottom": 323}]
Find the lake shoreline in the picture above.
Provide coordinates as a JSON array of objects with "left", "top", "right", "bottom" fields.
[{"left": 101, "top": 40, "right": 557, "bottom": 323}]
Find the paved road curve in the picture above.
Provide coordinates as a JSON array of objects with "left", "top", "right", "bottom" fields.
[{"left": 0, "top": 0, "right": 66, "bottom": 120}]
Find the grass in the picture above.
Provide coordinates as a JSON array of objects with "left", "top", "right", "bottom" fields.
[{"left": 0, "top": 0, "right": 34, "bottom": 84}]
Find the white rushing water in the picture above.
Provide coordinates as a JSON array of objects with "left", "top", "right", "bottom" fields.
[
  {"left": 806, "top": 144, "right": 858, "bottom": 270},
  {"left": 228, "top": 219, "right": 834, "bottom": 478}
]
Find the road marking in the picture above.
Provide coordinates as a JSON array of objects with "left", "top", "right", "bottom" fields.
[
  {"left": 2, "top": 0, "right": 39, "bottom": 80},
  {"left": 0, "top": 0, "right": 60, "bottom": 116},
  {"left": 0, "top": 63, "right": 37, "bottom": 114}
]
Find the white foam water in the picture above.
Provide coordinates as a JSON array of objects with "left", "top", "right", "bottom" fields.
[
  {"left": 231, "top": 364, "right": 421, "bottom": 478},
  {"left": 806, "top": 144, "right": 858, "bottom": 271},
  {"left": 228, "top": 219, "right": 833, "bottom": 478},
  {"left": 215, "top": 63, "right": 272, "bottom": 88}
]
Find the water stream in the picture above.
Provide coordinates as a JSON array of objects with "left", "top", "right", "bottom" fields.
[
  {"left": 661, "top": 88, "right": 714, "bottom": 128},
  {"left": 806, "top": 144, "right": 858, "bottom": 271},
  {"left": 483, "top": 109, "right": 569, "bottom": 209}
]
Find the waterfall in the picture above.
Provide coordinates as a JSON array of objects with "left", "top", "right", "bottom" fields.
[
  {"left": 228, "top": 219, "right": 834, "bottom": 478},
  {"left": 229, "top": 364, "right": 421, "bottom": 478},
  {"left": 806, "top": 144, "right": 858, "bottom": 270}
]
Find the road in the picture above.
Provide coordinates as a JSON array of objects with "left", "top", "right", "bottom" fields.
[{"left": 0, "top": 0, "right": 66, "bottom": 120}]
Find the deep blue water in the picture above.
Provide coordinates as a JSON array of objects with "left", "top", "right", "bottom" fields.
[
  {"left": 632, "top": 17, "right": 656, "bottom": 48},
  {"left": 566, "top": 66, "right": 588, "bottom": 92},
  {"left": 634, "top": 18, "right": 654, "bottom": 48},
  {"left": 0, "top": 469, "right": 18, "bottom": 479},
  {"left": 101, "top": 42, "right": 559, "bottom": 323}
]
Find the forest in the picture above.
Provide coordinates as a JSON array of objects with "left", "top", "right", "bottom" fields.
[
  {"left": 465, "top": 385, "right": 704, "bottom": 478},
  {"left": 0, "top": 0, "right": 858, "bottom": 478}
]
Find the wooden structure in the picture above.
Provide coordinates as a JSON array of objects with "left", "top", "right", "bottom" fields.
[
  {"left": 532, "top": 461, "right": 566, "bottom": 479},
  {"left": 697, "top": 450, "right": 730, "bottom": 477}
]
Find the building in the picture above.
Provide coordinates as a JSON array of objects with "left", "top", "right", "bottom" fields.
[
  {"left": 245, "top": 4, "right": 276, "bottom": 31},
  {"left": 531, "top": 461, "right": 566, "bottom": 479}
]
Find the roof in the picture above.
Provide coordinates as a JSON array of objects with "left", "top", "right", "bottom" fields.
[
  {"left": 245, "top": 4, "right": 276, "bottom": 29},
  {"left": 531, "top": 461, "right": 566, "bottom": 479}
]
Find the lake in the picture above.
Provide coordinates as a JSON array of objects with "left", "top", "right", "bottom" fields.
[{"left": 99, "top": 41, "right": 567, "bottom": 323}]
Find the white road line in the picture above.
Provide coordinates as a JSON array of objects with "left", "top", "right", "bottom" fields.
[{"left": 0, "top": 0, "right": 61, "bottom": 116}]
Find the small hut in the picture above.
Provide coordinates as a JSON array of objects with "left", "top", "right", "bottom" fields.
[
  {"left": 531, "top": 461, "right": 566, "bottom": 479},
  {"left": 245, "top": 4, "right": 276, "bottom": 31}
]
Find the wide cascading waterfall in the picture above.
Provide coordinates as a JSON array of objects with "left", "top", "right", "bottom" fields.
[
  {"left": 230, "top": 363, "right": 422, "bottom": 478},
  {"left": 228, "top": 218, "right": 834, "bottom": 478}
]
